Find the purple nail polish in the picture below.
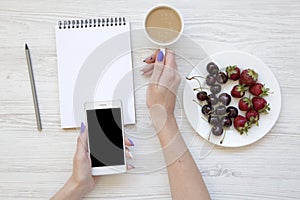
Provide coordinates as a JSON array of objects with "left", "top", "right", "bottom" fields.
[
  {"left": 80, "top": 122, "right": 85, "bottom": 133},
  {"left": 128, "top": 138, "right": 135, "bottom": 146},
  {"left": 157, "top": 51, "right": 164, "bottom": 62}
]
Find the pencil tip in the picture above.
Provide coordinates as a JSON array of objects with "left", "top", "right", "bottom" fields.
[{"left": 25, "top": 43, "right": 28, "bottom": 49}]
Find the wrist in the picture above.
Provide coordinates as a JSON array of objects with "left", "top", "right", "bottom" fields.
[{"left": 66, "top": 176, "right": 86, "bottom": 199}]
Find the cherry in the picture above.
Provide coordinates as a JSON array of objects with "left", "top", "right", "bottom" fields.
[
  {"left": 197, "top": 91, "right": 208, "bottom": 101},
  {"left": 208, "top": 115, "right": 220, "bottom": 126},
  {"left": 218, "top": 93, "right": 231, "bottom": 106},
  {"left": 206, "top": 62, "right": 219, "bottom": 75},
  {"left": 202, "top": 104, "right": 213, "bottom": 116},
  {"left": 220, "top": 116, "right": 232, "bottom": 127},
  {"left": 210, "top": 84, "right": 221, "bottom": 94},
  {"left": 215, "top": 105, "right": 227, "bottom": 115},
  {"left": 206, "top": 75, "right": 216, "bottom": 86},
  {"left": 226, "top": 106, "right": 239, "bottom": 118},
  {"left": 207, "top": 94, "right": 218, "bottom": 105},
  {"left": 211, "top": 125, "right": 223, "bottom": 136},
  {"left": 216, "top": 71, "right": 228, "bottom": 84}
]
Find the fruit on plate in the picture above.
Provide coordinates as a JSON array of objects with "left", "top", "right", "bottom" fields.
[
  {"left": 210, "top": 84, "right": 222, "bottom": 94},
  {"left": 220, "top": 116, "right": 232, "bottom": 128},
  {"left": 252, "top": 97, "right": 270, "bottom": 113},
  {"left": 226, "top": 65, "right": 240, "bottom": 81},
  {"left": 219, "top": 93, "right": 231, "bottom": 106},
  {"left": 226, "top": 106, "right": 239, "bottom": 118},
  {"left": 187, "top": 62, "right": 272, "bottom": 144},
  {"left": 249, "top": 83, "right": 270, "bottom": 97},
  {"left": 197, "top": 91, "right": 208, "bottom": 101},
  {"left": 202, "top": 104, "right": 214, "bottom": 116},
  {"left": 216, "top": 71, "right": 228, "bottom": 84},
  {"left": 211, "top": 125, "right": 223, "bottom": 136},
  {"left": 206, "top": 74, "right": 216, "bottom": 86},
  {"left": 239, "top": 69, "right": 258, "bottom": 86},
  {"left": 231, "top": 84, "right": 247, "bottom": 98},
  {"left": 238, "top": 97, "right": 252, "bottom": 111},
  {"left": 206, "top": 62, "right": 219, "bottom": 75},
  {"left": 246, "top": 109, "right": 260, "bottom": 126},
  {"left": 207, "top": 94, "right": 219, "bottom": 105},
  {"left": 234, "top": 115, "right": 250, "bottom": 134}
]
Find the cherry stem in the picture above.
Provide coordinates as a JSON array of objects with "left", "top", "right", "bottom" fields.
[
  {"left": 193, "top": 99, "right": 203, "bottom": 107},
  {"left": 186, "top": 76, "right": 204, "bottom": 91},
  {"left": 220, "top": 129, "right": 227, "bottom": 144},
  {"left": 208, "top": 130, "right": 212, "bottom": 141}
]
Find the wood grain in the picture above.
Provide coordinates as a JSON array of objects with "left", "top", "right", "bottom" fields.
[{"left": 0, "top": 0, "right": 300, "bottom": 199}]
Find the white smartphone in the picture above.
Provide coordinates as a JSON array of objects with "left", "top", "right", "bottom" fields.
[{"left": 84, "top": 100, "right": 126, "bottom": 176}]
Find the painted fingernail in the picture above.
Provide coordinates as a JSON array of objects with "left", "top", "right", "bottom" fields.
[
  {"left": 80, "top": 122, "right": 85, "bottom": 133},
  {"left": 128, "top": 137, "right": 135, "bottom": 146},
  {"left": 157, "top": 51, "right": 164, "bottom": 62},
  {"left": 127, "top": 164, "right": 135, "bottom": 170}
]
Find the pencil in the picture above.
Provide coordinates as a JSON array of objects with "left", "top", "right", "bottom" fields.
[{"left": 25, "top": 43, "right": 42, "bottom": 131}]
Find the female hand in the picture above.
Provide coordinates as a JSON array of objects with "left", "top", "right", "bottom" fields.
[
  {"left": 142, "top": 49, "right": 181, "bottom": 131},
  {"left": 51, "top": 122, "right": 135, "bottom": 200}
]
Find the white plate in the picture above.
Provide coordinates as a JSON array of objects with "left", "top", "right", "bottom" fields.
[{"left": 183, "top": 50, "right": 281, "bottom": 147}]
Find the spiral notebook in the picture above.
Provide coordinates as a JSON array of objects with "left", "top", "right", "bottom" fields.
[{"left": 55, "top": 17, "right": 135, "bottom": 128}]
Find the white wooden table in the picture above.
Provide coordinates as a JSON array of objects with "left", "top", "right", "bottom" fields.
[{"left": 1, "top": 0, "right": 300, "bottom": 199}]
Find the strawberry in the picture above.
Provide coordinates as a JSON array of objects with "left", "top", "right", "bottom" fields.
[
  {"left": 226, "top": 65, "right": 240, "bottom": 81},
  {"left": 231, "top": 84, "right": 247, "bottom": 98},
  {"left": 238, "top": 97, "right": 252, "bottom": 111},
  {"left": 239, "top": 69, "right": 258, "bottom": 86},
  {"left": 249, "top": 83, "right": 270, "bottom": 97},
  {"left": 246, "top": 109, "right": 260, "bottom": 126},
  {"left": 234, "top": 115, "right": 250, "bottom": 134},
  {"left": 252, "top": 97, "right": 270, "bottom": 113}
]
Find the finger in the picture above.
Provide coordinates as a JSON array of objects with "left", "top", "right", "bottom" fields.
[
  {"left": 150, "top": 50, "right": 165, "bottom": 84},
  {"left": 77, "top": 122, "right": 88, "bottom": 153},
  {"left": 165, "top": 49, "right": 177, "bottom": 70},
  {"left": 143, "top": 69, "right": 154, "bottom": 76},
  {"left": 125, "top": 137, "right": 135, "bottom": 147},
  {"left": 127, "top": 164, "right": 135, "bottom": 170},
  {"left": 143, "top": 49, "right": 160, "bottom": 64},
  {"left": 141, "top": 63, "right": 154, "bottom": 74},
  {"left": 125, "top": 148, "right": 133, "bottom": 159}
]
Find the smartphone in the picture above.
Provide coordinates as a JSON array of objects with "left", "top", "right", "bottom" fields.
[{"left": 85, "top": 100, "right": 126, "bottom": 175}]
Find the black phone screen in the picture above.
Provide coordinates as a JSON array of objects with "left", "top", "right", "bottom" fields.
[{"left": 86, "top": 108, "right": 124, "bottom": 167}]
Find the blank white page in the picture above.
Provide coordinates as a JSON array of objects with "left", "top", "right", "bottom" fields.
[{"left": 55, "top": 19, "right": 135, "bottom": 128}]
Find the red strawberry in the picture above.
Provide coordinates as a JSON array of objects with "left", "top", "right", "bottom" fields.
[
  {"left": 226, "top": 65, "right": 240, "bottom": 81},
  {"left": 252, "top": 97, "right": 270, "bottom": 113},
  {"left": 238, "top": 97, "right": 252, "bottom": 111},
  {"left": 239, "top": 69, "right": 258, "bottom": 86},
  {"left": 231, "top": 84, "right": 247, "bottom": 98},
  {"left": 234, "top": 115, "right": 250, "bottom": 134},
  {"left": 246, "top": 109, "right": 260, "bottom": 126},
  {"left": 249, "top": 83, "right": 270, "bottom": 97}
]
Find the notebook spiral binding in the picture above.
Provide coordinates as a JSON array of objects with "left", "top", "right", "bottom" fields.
[{"left": 58, "top": 17, "right": 126, "bottom": 29}]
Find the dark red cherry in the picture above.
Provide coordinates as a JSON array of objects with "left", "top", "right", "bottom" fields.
[
  {"left": 206, "top": 62, "right": 219, "bottom": 75},
  {"left": 201, "top": 104, "right": 213, "bottom": 116},
  {"left": 197, "top": 91, "right": 208, "bottom": 101},
  {"left": 216, "top": 71, "right": 228, "bottom": 84},
  {"left": 211, "top": 125, "right": 223, "bottom": 136},
  {"left": 207, "top": 94, "right": 218, "bottom": 105},
  {"left": 215, "top": 105, "right": 227, "bottom": 115},
  {"left": 206, "top": 75, "right": 216, "bottom": 86},
  {"left": 220, "top": 116, "right": 232, "bottom": 127},
  {"left": 208, "top": 115, "right": 220, "bottom": 126},
  {"left": 218, "top": 93, "right": 231, "bottom": 106},
  {"left": 226, "top": 106, "right": 239, "bottom": 118},
  {"left": 210, "top": 84, "right": 221, "bottom": 94}
]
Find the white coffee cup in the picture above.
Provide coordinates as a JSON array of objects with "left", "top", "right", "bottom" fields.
[{"left": 144, "top": 5, "right": 184, "bottom": 46}]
